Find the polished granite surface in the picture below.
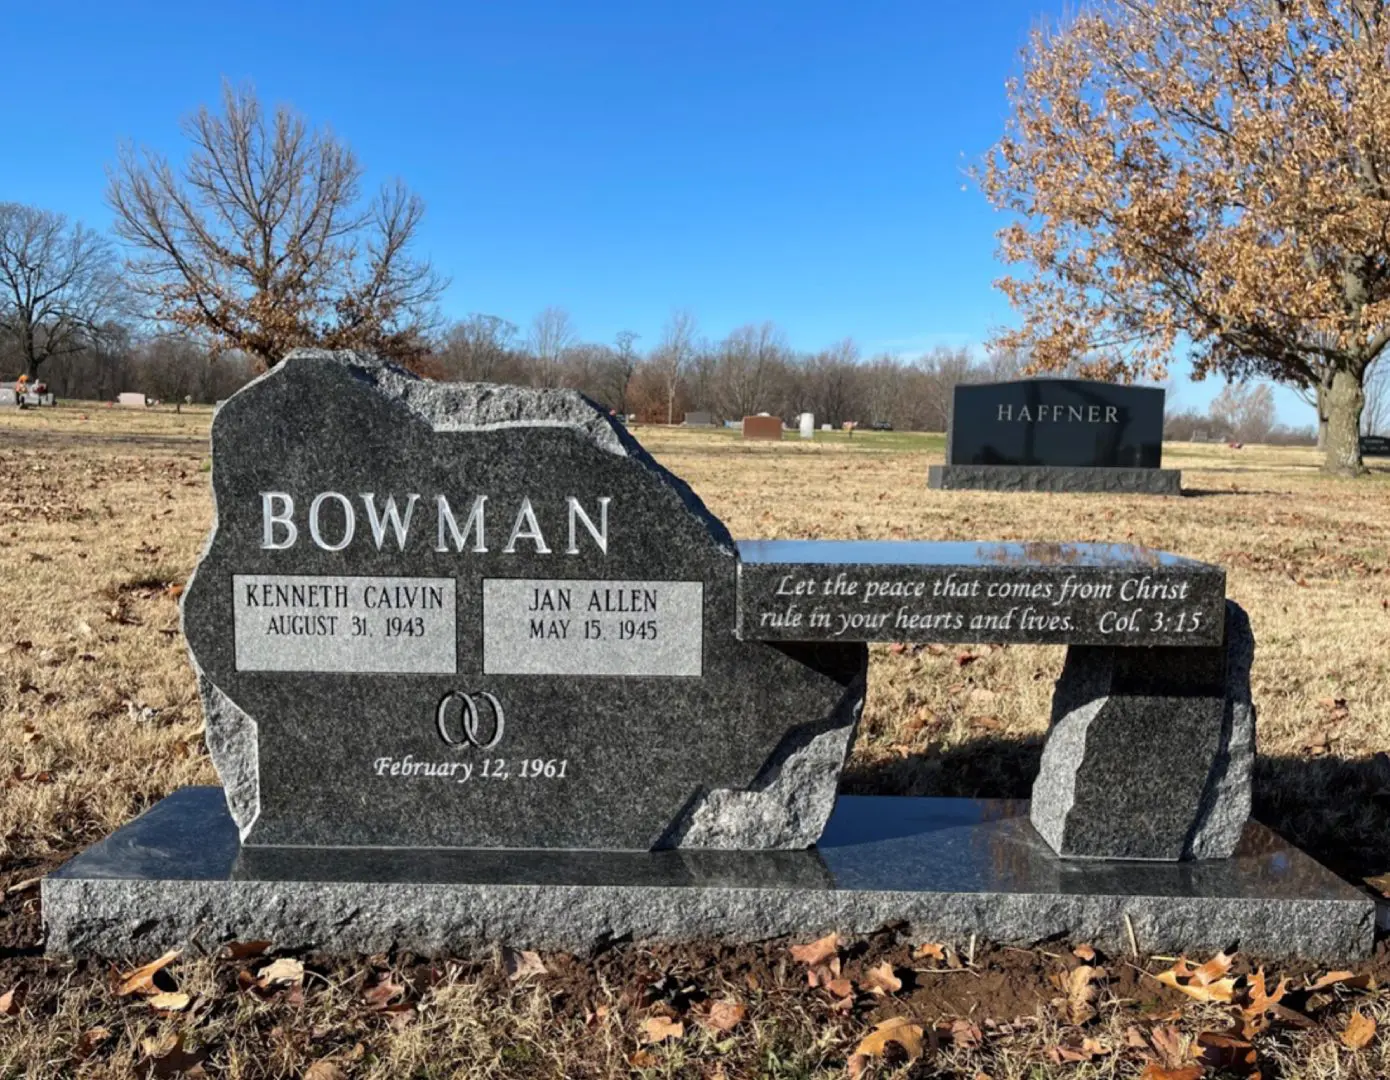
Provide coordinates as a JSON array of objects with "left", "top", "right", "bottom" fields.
[
  {"left": 736, "top": 540, "right": 1215, "bottom": 570},
  {"left": 53, "top": 787, "right": 1363, "bottom": 903}
]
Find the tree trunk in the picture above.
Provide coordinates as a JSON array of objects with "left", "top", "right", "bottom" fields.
[
  {"left": 1323, "top": 367, "right": 1366, "bottom": 475},
  {"left": 1315, "top": 382, "right": 1329, "bottom": 450},
  {"left": 26, "top": 356, "right": 41, "bottom": 379}
]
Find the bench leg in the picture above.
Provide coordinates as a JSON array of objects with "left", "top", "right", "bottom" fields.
[{"left": 1030, "top": 601, "right": 1255, "bottom": 860}]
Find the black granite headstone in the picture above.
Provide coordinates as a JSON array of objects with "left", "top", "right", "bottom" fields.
[
  {"left": 928, "top": 379, "right": 1179, "bottom": 494},
  {"left": 1361, "top": 435, "right": 1390, "bottom": 457},
  {"left": 946, "top": 379, "right": 1164, "bottom": 468},
  {"left": 182, "top": 351, "right": 866, "bottom": 852}
]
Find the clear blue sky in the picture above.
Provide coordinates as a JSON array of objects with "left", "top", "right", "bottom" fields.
[{"left": 3, "top": 0, "right": 1307, "bottom": 424}]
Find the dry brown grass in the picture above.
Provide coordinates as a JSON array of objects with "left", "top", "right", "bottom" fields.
[{"left": 2, "top": 405, "right": 1390, "bottom": 1078}]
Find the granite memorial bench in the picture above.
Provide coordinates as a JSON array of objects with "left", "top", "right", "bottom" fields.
[{"left": 43, "top": 352, "right": 1370, "bottom": 961}]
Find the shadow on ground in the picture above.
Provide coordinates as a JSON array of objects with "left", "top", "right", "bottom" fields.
[{"left": 842, "top": 736, "right": 1390, "bottom": 887}]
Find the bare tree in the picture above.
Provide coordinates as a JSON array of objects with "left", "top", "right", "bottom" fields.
[
  {"left": 107, "top": 80, "right": 444, "bottom": 370},
  {"left": 437, "top": 313, "right": 520, "bottom": 382},
  {"left": 801, "top": 339, "right": 862, "bottom": 428},
  {"left": 1364, "top": 359, "right": 1389, "bottom": 438},
  {"left": 1210, "top": 381, "right": 1277, "bottom": 444},
  {"left": 652, "top": 308, "right": 698, "bottom": 424},
  {"left": 601, "top": 330, "right": 639, "bottom": 415},
  {"left": 714, "top": 322, "right": 787, "bottom": 419},
  {"left": 0, "top": 203, "right": 119, "bottom": 378},
  {"left": 528, "top": 306, "right": 577, "bottom": 388}
]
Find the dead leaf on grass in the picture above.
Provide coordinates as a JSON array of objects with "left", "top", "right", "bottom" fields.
[
  {"left": 1073, "top": 944, "right": 1097, "bottom": 962},
  {"left": 628, "top": 1049, "right": 658, "bottom": 1068},
  {"left": 0, "top": 984, "right": 24, "bottom": 1015},
  {"left": 363, "top": 979, "right": 405, "bottom": 1010},
  {"left": 642, "top": 1015, "right": 685, "bottom": 1043},
  {"left": 849, "top": 1017, "right": 926, "bottom": 1076},
  {"left": 303, "top": 1061, "right": 347, "bottom": 1080},
  {"left": 1308, "top": 969, "right": 1372, "bottom": 992},
  {"left": 1195, "top": 1030, "right": 1258, "bottom": 1075},
  {"left": 72, "top": 1026, "right": 111, "bottom": 1062},
  {"left": 148, "top": 991, "right": 191, "bottom": 1012},
  {"left": 698, "top": 1000, "right": 747, "bottom": 1033},
  {"left": 789, "top": 931, "right": 840, "bottom": 966},
  {"left": 256, "top": 957, "right": 304, "bottom": 989},
  {"left": 138, "top": 1033, "right": 206, "bottom": 1078},
  {"left": 1148, "top": 1024, "right": 1186, "bottom": 1067},
  {"left": 504, "top": 948, "right": 548, "bottom": 981},
  {"left": 1155, "top": 953, "right": 1237, "bottom": 1004},
  {"left": 1048, "top": 1036, "right": 1110, "bottom": 1063},
  {"left": 913, "top": 942, "right": 946, "bottom": 962},
  {"left": 1139, "top": 1066, "right": 1204, "bottom": 1080},
  {"left": 115, "top": 949, "right": 180, "bottom": 996},
  {"left": 949, "top": 1019, "right": 983, "bottom": 1049},
  {"left": 860, "top": 961, "right": 903, "bottom": 997},
  {"left": 1341, "top": 1010, "right": 1377, "bottom": 1050}
]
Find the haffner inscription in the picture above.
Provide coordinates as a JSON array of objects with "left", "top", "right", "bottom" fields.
[
  {"left": 996, "top": 404, "right": 1119, "bottom": 423},
  {"left": 258, "top": 492, "right": 612, "bottom": 555}
]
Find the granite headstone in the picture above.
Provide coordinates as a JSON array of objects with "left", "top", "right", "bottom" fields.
[
  {"left": 742, "top": 415, "right": 782, "bottom": 440},
  {"left": 182, "top": 351, "right": 866, "bottom": 852},
  {"left": 928, "top": 379, "right": 1181, "bottom": 494},
  {"left": 1361, "top": 435, "right": 1390, "bottom": 458}
]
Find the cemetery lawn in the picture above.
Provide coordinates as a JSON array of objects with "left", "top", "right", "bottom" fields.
[{"left": 3, "top": 404, "right": 1390, "bottom": 1079}]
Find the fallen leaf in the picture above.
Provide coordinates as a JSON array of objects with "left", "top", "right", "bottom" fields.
[
  {"left": 303, "top": 1062, "right": 347, "bottom": 1080},
  {"left": 115, "top": 949, "right": 180, "bottom": 996},
  {"left": 790, "top": 932, "right": 841, "bottom": 966},
  {"left": 950, "top": 1019, "right": 983, "bottom": 1049},
  {"left": 0, "top": 984, "right": 23, "bottom": 1015},
  {"left": 138, "top": 1033, "right": 206, "bottom": 1078},
  {"left": 1149, "top": 1024, "right": 1186, "bottom": 1067},
  {"left": 824, "top": 976, "right": 854, "bottom": 999},
  {"left": 628, "top": 1049, "right": 658, "bottom": 1068},
  {"left": 1139, "top": 1066, "right": 1204, "bottom": 1080},
  {"left": 1156, "top": 955, "right": 1237, "bottom": 1004},
  {"left": 699, "top": 1000, "right": 747, "bottom": 1033},
  {"left": 1195, "top": 1030, "right": 1258, "bottom": 1074},
  {"left": 223, "top": 940, "right": 272, "bottom": 960},
  {"left": 642, "top": 1015, "right": 685, "bottom": 1043},
  {"left": 860, "top": 961, "right": 903, "bottom": 997},
  {"left": 504, "top": 948, "right": 548, "bottom": 981},
  {"left": 1073, "top": 944, "right": 1097, "bottom": 962},
  {"left": 148, "top": 991, "right": 191, "bottom": 1012},
  {"left": 256, "top": 957, "right": 304, "bottom": 989},
  {"left": 72, "top": 1026, "right": 111, "bottom": 1062},
  {"left": 363, "top": 979, "right": 405, "bottom": 1010},
  {"left": 1342, "top": 1010, "right": 1376, "bottom": 1050},
  {"left": 1308, "top": 969, "right": 1371, "bottom": 992},
  {"left": 913, "top": 942, "right": 946, "bottom": 962},
  {"left": 851, "top": 1016, "right": 925, "bottom": 1067}
]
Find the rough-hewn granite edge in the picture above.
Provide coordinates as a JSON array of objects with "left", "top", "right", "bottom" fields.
[
  {"left": 42, "top": 874, "right": 1372, "bottom": 962},
  {"left": 660, "top": 678, "right": 866, "bottom": 849},
  {"left": 1187, "top": 602, "right": 1256, "bottom": 858},
  {"left": 928, "top": 464, "right": 1182, "bottom": 495}
]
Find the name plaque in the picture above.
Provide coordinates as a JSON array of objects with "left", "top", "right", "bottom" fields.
[
  {"left": 232, "top": 574, "right": 457, "bottom": 674},
  {"left": 482, "top": 578, "right": 704, "bottom": 676}
]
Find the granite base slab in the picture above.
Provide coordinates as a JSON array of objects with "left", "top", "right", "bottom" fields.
[
  {"left": 43, "top": 787, "right": 1372, "bottom": 961},
  {"left": 929, "top": 464, "right": 1182, "bottom": 495}
]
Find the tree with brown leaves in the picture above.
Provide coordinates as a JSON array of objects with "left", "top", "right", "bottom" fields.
[
  {"left": 981, "top": 0, "right": 1390, "bottom": 474},
  {"left": 107, "top": 82, "right": 444, "bottom": 371}
]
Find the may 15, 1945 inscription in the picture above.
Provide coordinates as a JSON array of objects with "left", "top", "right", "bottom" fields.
[{"left": 482, "top": 578, "right": 703, "bottom": 676}]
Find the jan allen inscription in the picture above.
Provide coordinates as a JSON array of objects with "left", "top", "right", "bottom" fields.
[{"left": 483, "top": 579, "right": 704, "bottom": 676}]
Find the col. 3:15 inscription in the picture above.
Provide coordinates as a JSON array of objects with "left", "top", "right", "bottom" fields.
[{"left": 370, "top": 690, "right": 570, "bottom": 784}]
